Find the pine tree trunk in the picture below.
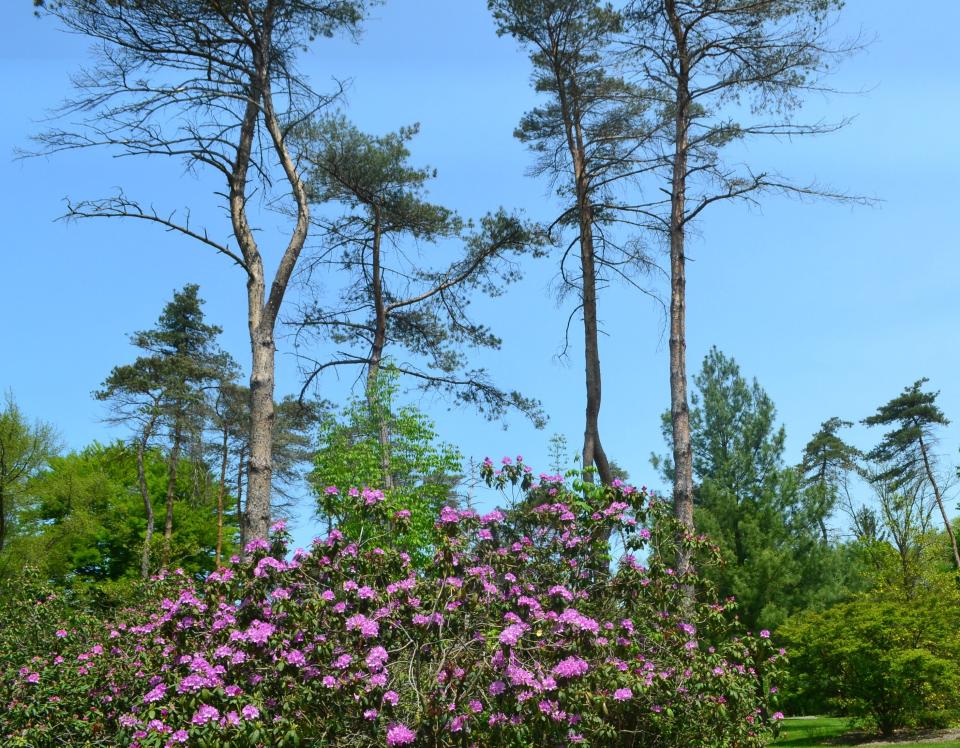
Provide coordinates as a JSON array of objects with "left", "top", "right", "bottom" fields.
[
  {"left": 245, "top": 324, "right": 275, "bottom": 543},
  {"left": 579, "top": 220, "right": 611, "bottom": 486},
  {"left": 918, "top": 432, "right": 960, "bottom": 570},
  {"left": 666, "top": 0, "right": 696, "bottom": 586},
  {"left": 551, "top": 59, "right": 611, "bottom": 486},
  {"left": 216, "top": 423, "right": 229, "bottom": 567},
  {"left": 162, "top": 422, "right": 182, "bottom": 567},
  {"left": 138, "top": 413, "right": 158, "bottom": 578},
  {"left": 236, "top": 449, "right": 246, "bottom": 552}
]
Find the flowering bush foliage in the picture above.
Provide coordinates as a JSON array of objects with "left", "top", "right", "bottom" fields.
[{"left": 0, "top": 459, "right": 783, "bottom": 747}]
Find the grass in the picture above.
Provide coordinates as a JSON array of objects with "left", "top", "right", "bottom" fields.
[
  {"left": 773, "top": 717, "right": 850, "bottom": 746},
  {"left": 772, "top": 717, "right": 960, "bottom": 747}
]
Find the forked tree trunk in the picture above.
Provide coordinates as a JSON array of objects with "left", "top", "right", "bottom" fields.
[
  {"left": 233, "top": 24, "right": 310, "bottom": 543},
  {"left": 666, "top": 0, "right": 696, "bottom": 584}
]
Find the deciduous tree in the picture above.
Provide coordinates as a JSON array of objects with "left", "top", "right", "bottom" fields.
[{"left": 0, "top": 393, "right": 58, "bottom": 554}]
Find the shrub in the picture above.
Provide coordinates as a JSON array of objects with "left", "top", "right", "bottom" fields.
[
  {"left": 0, "top": 460, "right": 782, "bottom": 747},
  {"left": 779, "top": 593, "right": 960, "bottom": 735}
]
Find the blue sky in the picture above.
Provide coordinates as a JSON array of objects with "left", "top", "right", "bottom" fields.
[{"left": 2, "top": 1, "right": 958, "bottom": 548}]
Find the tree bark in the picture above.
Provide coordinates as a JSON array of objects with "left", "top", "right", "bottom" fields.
[
  {"left": 235, "top": 15, "right": 311, "bottom": 542},
  {"left": 162, "top": 422, "right": 182, "bottom": 566},
  {"left": 216, "top": 422, "right": 229, "bottom": 567},
  {"left": 137, "top": 412, "right": 158, "bottom": 578},
  {"left": 551, "top": 52, "right": 611, "bottom": 486},
  {"left": 917, "top": 431, "right": 960, "bottom": 570},
  {"left": 666, "top": 0, "right": 696, "bottom": 582},
  {"left": 236, "top": 447, "right": 246, "bottom": 552},
  {"left": 245, "top": 322, "right": 276, "bottom": 543},
  {"left": 366, "top": 209, "right": 394, "bottom": 490}
]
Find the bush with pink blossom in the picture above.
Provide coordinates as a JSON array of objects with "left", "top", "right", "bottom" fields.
[{"left": 0, "top": 459, "right": 783, "bottom": 747}]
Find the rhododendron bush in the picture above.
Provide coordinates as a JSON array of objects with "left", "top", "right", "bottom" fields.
[{"left": 0, "top": 459, "right": 783, "bottom": 746}]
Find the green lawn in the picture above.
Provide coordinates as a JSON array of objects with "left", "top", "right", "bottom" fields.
[{"left": 772, "top": 717, "right": 960, "bottom": 747}]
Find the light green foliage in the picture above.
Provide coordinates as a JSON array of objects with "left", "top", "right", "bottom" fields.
[
  {"left": 311, "top": 374, "right": 461, "bottom": 566},
  {"left": 780, "top": 586, "right": 960, "bottom": 735},
  {"left": 0, "top": 393, "right": 59, "bottom": 553},
  {"left": 5, "top": 442, "right": 235, "bottom": 593},
  {"left": 655, "top": 348, "right": 858, "bottom": 630}
]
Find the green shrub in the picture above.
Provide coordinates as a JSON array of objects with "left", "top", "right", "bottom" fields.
[{"left": 779, "top": 592, "right": 960, "bottom": 735}]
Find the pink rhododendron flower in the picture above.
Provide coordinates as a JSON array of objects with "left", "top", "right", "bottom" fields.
[
  {"left": 386, "top": 723, "right": 416, "bottom": 745},
  {"left": 191, "top": 704, "right": 219, "bottom": 725}
]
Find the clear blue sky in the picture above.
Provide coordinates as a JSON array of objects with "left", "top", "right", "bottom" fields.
[{"left": 2, "top": 1, "right": 958, "bottom": 548}]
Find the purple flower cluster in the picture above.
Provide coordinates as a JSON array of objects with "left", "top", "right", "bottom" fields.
[{"left": 1, "top": 463, "right": 783, "bottom": 748}]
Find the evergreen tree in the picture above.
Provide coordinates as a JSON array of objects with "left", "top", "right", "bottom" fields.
[
  {"left": 294, "top": 115, "right": 545, "bottom": 467},
  {"left": 490, "top": 0, "right": 651, "bottom": 486},
  {"left": 655, "top": 348, "right": 851, "bottom": 628},
  {"left": 97, "top": 285, "right": 234, "bottom": 571},
  {"left": 799, "top": 417, "right": 861, "bottom": 542},
  {"left": 863, "top": 379, "right": 959, "bottom": 570},
  {"left": 622, "top": 0, "right": 859, "bottom": 580}
]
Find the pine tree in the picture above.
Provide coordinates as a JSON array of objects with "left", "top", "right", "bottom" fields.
[
  {"left": 97, "top": 285, "right": 234, "bottom": 572},
  {"left": 863, "top": 379, "right": 959, "bottom": 571}
]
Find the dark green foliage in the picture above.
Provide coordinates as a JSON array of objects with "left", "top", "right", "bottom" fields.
[
  {"left": 863, "top": 379, "right": 960, "bottom": 571},
  {"left": 799, "top": 417, "right": 860, "bottom": 541},
  {"left": 863, "top": 379, "right": 949, "bottom": 489},
  {"left": 490, "top": 0, "right": 647, "bottom": 196},
  {"left": 488, "top": 0, "right": 653, "bottom": 302},
  {"left": 655, "top": 348, "right": 857, "bottom": 630},
  {"left": 96, "top": 284, "right": 235, "bottom": 438},
  {"left": 296, "top": 115, "right": 545, "bottom": 425}
]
